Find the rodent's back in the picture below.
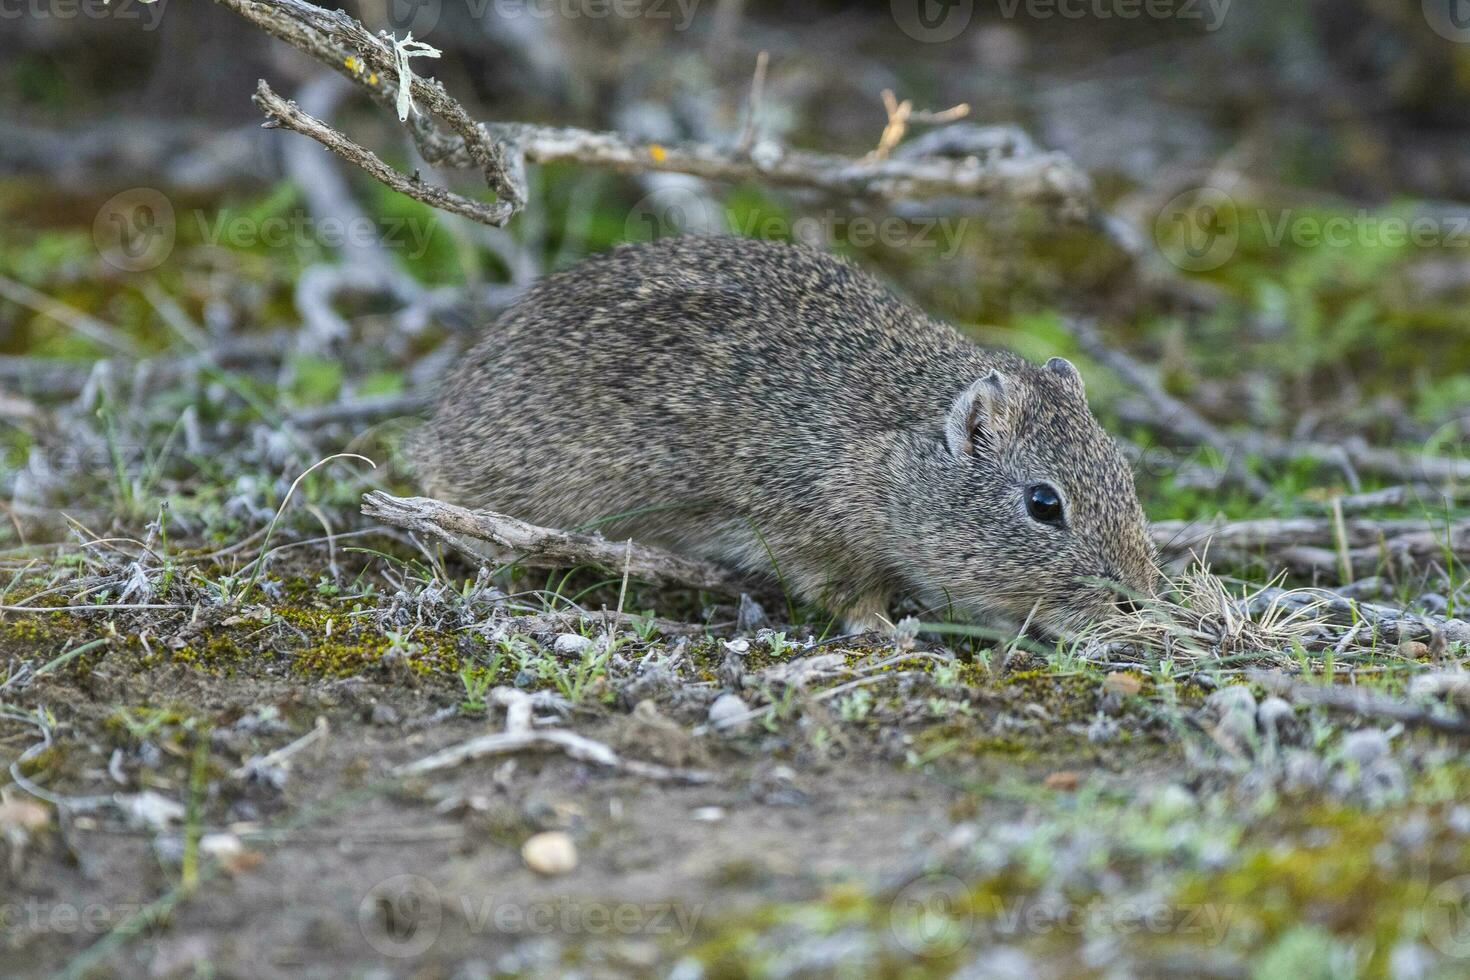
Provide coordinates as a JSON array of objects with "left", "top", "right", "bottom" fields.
[{"left": 422, "top": 236, "right": 1016, "bottom": 529}]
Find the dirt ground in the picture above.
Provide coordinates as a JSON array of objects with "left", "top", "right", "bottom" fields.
[{"left": 5, "top": 574, "right": 1470, "bottom": 980}]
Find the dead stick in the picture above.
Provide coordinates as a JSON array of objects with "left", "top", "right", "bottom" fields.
[
  {"left": 252, "top": 81, "right": 514, "bottom": 226},
  {"left": 362, "top": 491, "right": 749, "bottom": 594},
  {"left": 1250, "top": 670, "right": 1470, "bottom": 736}
]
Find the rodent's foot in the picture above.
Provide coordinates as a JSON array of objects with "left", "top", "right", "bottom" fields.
[{"left": 840, "top": 595, "right": 892, "bottom": 637}]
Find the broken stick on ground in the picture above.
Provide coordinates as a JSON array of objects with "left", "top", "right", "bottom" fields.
[{"left": 361, "top": 490, "right": 751, "bottom": 595}]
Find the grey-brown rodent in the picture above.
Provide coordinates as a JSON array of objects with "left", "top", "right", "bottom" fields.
[{"left": 419, "top": 235, "right": 1157, "bottom": 635}]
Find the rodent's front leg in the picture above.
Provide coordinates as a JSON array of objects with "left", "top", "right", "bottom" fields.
[{"left": 840, "top": 593, "right": 893, "bottom": 637}]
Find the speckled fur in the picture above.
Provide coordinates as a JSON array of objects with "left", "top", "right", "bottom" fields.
[{"left": 419, "top": 236, "right": 1157, "bottom": 635}]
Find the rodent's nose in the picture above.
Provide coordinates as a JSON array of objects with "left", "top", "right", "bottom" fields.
[{"left": 1114, "top": 596, "right": 1143, "bottom": 615}]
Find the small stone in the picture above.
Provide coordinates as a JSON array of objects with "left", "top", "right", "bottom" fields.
[
  {"left": 0, "top": 796, "right": 50, "bottom": 833},
  {"left": 199, "top": 832, "right": 244, "bottom": 860},
  {"left": 521, "top": 831, "right": 577, "bottom": 876},
  {"left": 1102, "top": 672, "right": 1142, "bottom": 697},
  {"left": 1204, "top": 684, "right": 1258, "bottom": 716},
  {"left": 1043, "top": 771, "right": 1080, "bottom": 791},
  {"left": 1397, "top": 640, "right": 1430, "bottom": 659},
  {"left": 1201, "top": 685, "right": 1259, "bottom": 757},
  {"left": 691, "top": 806, "right": 726, "bottom": 822},
  {"left": 1256, "top": 696, "right": 1303, "bottom": 745},
  {"left": 1408, "top": 672, "right": 1470, "bottom": 705},
  {"left": 1340, "top": 729, "right": 1390, "bottom": 765},
  {"left": 369, "top": 703, "right": 400, "bottom": 726},
  {"left": 553, "top": 634, "right": 592, "bottom": 656},
  {"left": 119, "top": 791, "right": 185, "bottom": 831},
  {"left": 708, "top": 693, "right": 750, "bottom": 734}
]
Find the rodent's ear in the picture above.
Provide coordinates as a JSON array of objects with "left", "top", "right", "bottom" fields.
[
  {"left": 1045, "top": 357, "right": 1085, "bottom": 396},
  {"left": 945, "top": 370, "right": 1008, "bottom": 457}
]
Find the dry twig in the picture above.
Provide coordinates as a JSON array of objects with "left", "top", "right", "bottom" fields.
[
  {"left": 392, "top": 687, "right": 713, "bottom": 783},
  {"left": 216, "top": 0, "right": 1093, "bottom": 223},
  {"left": 361, "top": 491, "right": 750, "bottom": 594},
  {"left": 1250, "top": 670, "right": 1470, "bottom": 736}
]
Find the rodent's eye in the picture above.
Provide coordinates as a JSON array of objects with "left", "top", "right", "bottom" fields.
[{"left": 1025, "top": 484, "right": 1065, "bottom": 527}]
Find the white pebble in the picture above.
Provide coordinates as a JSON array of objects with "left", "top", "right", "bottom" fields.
[
  {"left": 521, "top": 831, "right": 577, "bottom": 875},
  {"left": 708, "top": 693, "right": 750, "bottom": 734},
  {"left": 553, "top": 634, "right": 592, "bottom": 656}
]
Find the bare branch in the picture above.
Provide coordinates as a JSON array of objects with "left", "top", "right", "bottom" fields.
[
  {"left": 1154, "top": 515, "right": 1470, "bottom": 579},
  {"left": 361, "top": 491, "right": 750, "bottom": 594},
  {"left": 1250, "top": 670, "right": 1470, "bottom": 736},
  {"left": 216, "top": 0, "right": 1093, "bottom": 221},
  {"left": 252, "top": 80, "right": 514, "bottom": 226}
]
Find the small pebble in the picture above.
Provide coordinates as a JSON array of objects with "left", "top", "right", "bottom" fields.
[
  {"left": 1102, "top": 672, "right": 1142, "bottom": 697},
  {"left": 708, "top": 693, "right": 750, "bottom": 734},
  {"left": 521, "top": 831, "right": 577, "bottom": 876},
  {"left": 199, "top": 832, "right": 244, "bottom": 860},
  {"left": 554, "top": 634, "right": 592, "bottom": 656},
  {"left": 1256, "top": 696, "right": 1302, "bottom": 745},
  {"left": 1043, "top": 771, "right": 1080, "bottom": 791},
  {"left": 691, "top": 806, "right": 726, "bottom": 822}
]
